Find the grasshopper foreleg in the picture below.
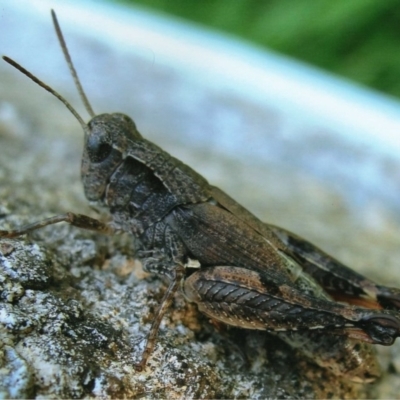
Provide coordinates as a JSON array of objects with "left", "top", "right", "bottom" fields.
[{"left": 0, "top": 212, "right": 113, "bottom": 238}]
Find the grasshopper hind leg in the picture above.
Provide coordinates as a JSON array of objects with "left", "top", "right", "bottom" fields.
[
  {"left": 275, "top": 330, "right": 381, "bottom": 382},
  {"left": 183, "top": 265, "right": 400, "bottom": 381}
]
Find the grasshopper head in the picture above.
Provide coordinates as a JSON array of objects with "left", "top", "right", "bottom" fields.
[
  {"left": 2, "top": 11, "right": 144, "bottom": 212},
  {"left": 81, "top": 112, "right": 142, "bottom": 205}
]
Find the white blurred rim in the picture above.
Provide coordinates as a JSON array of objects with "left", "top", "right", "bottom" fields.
[{"left": 4, "top": 0, "right": 400, "bottom": 159}]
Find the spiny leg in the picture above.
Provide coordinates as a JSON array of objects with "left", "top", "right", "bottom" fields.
[
  {"left": 274, "top": 329, "right": 381, "bottom": 382},
  {"left": 269, "top": 224, "right": 400, "bottom": 310},
  {"left": 183, "top": 266, "right": 400, "bottom": 346},
  {"left": 135, "top": 264, "right": 185, "bottom": 371},
  {"left": 184, "top": 265, "right": 388, "bottom": 381},
  {"left": 0, "top": 212, "right": 113, "bottom": 238}
]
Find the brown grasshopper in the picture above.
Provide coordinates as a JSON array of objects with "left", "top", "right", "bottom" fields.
[{"left": 1, "top": 10, "right": 400, "bottom": 381}]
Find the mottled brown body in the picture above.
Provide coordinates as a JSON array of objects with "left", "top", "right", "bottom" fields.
[{"left": 1, "top": 10, "right": 400, "bottom": 381}]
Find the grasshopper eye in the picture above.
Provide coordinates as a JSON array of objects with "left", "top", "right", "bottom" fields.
[{"left": 86, "top": 135, "right": 113, "bottom": 163}]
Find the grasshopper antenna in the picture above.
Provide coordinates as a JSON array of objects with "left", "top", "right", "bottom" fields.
[
  {"left": 2, "top": 55, "right": 88, "bottom": 133},
  {"left": 51, "top": 9, "right": 95, "bottom": 118}
]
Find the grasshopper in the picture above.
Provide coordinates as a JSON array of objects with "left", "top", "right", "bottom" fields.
[{"left": 1, "top": 10, "right": 400, "bottom": 381}]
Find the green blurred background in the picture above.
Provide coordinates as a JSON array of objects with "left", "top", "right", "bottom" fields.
[{"left": 122, "top": 0, "right": 400, "bottom": 99}]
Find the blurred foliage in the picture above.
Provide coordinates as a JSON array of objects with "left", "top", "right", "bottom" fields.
[{"left": 122, "top": 0, "right": 400, "bottom": 99}]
